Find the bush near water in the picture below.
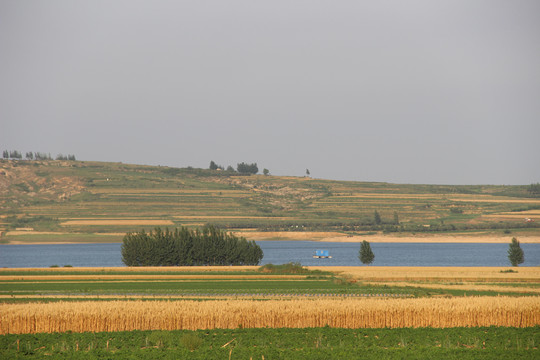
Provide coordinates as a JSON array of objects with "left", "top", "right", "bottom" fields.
[{"left": 121, "top": 226, "right": 263, "bottom": 266}]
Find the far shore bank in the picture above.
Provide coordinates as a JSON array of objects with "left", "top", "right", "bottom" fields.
[
  {"left": 2, "top": 230, "right": 539, "bottom": 245},
  {"left": 235, "top": 231, "right": 540, "bottom": 244}
]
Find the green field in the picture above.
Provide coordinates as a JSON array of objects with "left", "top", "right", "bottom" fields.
[
  {"left": 0, "top": 267, "right": 414, "bottom": 301},
  {"left": 1, "top": 327, "right": 538, "bottom": 359},
  {"left": 1, "top": 266, "right": 538, "bottom": 358},
  {"left": 0, "top": 265, "right": 535, "bottom": 303}
]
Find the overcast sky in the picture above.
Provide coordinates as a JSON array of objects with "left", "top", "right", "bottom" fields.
[{"left": 1, "top": 1, "right": 539, "bottom": 185}]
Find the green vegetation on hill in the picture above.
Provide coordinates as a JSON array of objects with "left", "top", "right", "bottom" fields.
[{"left": 1, "top": 159, "right": 539, "bottom": 241}]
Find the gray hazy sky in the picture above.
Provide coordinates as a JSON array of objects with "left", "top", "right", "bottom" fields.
[{"left": 1, "top": 1, "right": 539, "bottom": 185}]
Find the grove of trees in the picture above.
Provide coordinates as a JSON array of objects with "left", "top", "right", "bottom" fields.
[
  {"left": 2, "top": 150, "right": 75, "bottom": 161},
  {"left": 121, "top": 226, "right": 263, "bottom": 266},
  {"left": 237, "top": 162, "right": 258, "bottom": 174},
  {"left": 528, "top": 183, "right": 540, "bottom": 197},
  {"left": 209, "top": 161, "right": 223, "bottom": 170}
]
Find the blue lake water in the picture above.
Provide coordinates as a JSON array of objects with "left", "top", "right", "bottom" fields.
[{"left": 0, "top": 241, "right": 539, "bottom": 268}]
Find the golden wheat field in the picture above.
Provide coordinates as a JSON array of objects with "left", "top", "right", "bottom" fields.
[
  {"left": 1, "top": 297, "right": 538, "bottom": 334},
  {"left": 0, "top": 274, "right": 305, "bottom": 281},
  {"left": 0, "top": 266, "right": 259, "bottom": 273},
  {"left": 60, "top": 219, "right": 175, "bottom": 226}
]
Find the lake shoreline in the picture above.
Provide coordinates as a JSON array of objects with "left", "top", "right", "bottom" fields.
[{"left": 2, "top": 230, "right": 539, "bottom": 245}]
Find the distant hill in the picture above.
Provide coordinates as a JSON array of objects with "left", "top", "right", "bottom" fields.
[{"left": 1, "top": 159, "right": 539, "bottom": 244}]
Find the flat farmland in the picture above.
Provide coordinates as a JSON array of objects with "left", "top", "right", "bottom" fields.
[
  {"left": 2, "top": 297, "right": 539, "bottom": 335},
  {"left": 1, "top": 266, "right": 539, "bottom": 334},
  {"left": 317, "top": 266, "right": 540, "bottom": 296},
  {"left": 1, "top": 265, "right": 538, "bottom": 359},
  {"left": 0, "top": 266, "right": 417, "bottom": 302}
]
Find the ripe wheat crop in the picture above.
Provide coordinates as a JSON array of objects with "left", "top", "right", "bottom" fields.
[{"left": 1, "top": 297, "right": 538, "bottom": 334}]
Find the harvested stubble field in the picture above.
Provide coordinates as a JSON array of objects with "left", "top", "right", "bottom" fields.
[
  {"left": 313, "top": 266, "right": 540, "bottom": 296},
  {"left": 361, "top": 281, "right": 540, "bottom": 294},
  {"left": 314, "top": 266, "right": 540, "bottom": 282},
  {"left": 1, "top": 297, "right": 539, "bottom": 334}
]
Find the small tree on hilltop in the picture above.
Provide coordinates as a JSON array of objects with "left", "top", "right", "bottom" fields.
[
  {"left": 359, "top": 240, "right": 375, "bottom": 265},
  {"left": 508, "top": 237, "right": 524, "bottom": 267},
  {"left": 374, "top": 210, "right": 382, "bottom": 225}
]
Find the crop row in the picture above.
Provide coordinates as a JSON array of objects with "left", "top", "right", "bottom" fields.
[
  {"left": 2, "top": 326, "right": 539, "bottom": 359},
  {"left": 2, "top": 296, "right": 538, "bottom": 334}
]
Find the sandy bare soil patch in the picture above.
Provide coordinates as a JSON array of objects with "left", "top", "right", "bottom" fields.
[
  {"left": 61, "top": 219, "right": 174, "bottom": 226},
  {"left": 239, "top": 231, "right": 540, "bottom": 243},
  {"left": 89, "top": 188, "right": 245, "bottom": 195},
  {"left": 333, "top": 194, "right": 440, "bottom": 199},
  {"left": 5, "top": 231, "right": 67, "bottom": 236},
  {"left": 175, "top": 215, "right": 296, "bottom": 220},
  {"left": 235, "top": 231, "right": 346, "bottom": 241},
  {"left": 450, "top": 198, "right": 540, "bottom": 203}
]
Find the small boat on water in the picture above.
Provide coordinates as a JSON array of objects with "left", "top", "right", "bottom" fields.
[{"left": 313, "top": 250, "right": 332, "bottom": 259}]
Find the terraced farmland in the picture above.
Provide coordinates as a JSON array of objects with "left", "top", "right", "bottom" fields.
[{"left": 1, "top": 159, "right": 539, "bottom": 244}]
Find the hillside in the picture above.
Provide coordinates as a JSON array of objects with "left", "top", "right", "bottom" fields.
[{"left": 1, "top": 159, "right": 539, "bottom": 244}]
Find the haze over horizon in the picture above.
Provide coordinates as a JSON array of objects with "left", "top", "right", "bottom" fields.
[{"left": 1, "top": 1, "right": 539, "bottom": 185}]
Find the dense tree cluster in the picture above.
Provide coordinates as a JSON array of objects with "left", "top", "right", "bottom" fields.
[
  {"left": 209, "top": 161, "right": 223, "bottom": 170},
  {"left": 2, "top": 150, "right": 75, "bottom": 161},
  {"left": 208, "top": 160, "right": 264, "bottom": 176},
  {"left": 237, "top": 162, "right": 258, "bottom": 174},
  {"left": 33, "top": 152, "right": 52, "bottom": 160},
  {"left": 528, "top": 183, "right": 540, "bottom": 197},
  {"left": 121, "top": 226, "right": 263, "bottom": 266},
  {"left": 55, "top": 154, "right": 76, "bottom": 161}
]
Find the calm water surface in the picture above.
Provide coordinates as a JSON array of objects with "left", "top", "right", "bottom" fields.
[{"left": 1, "top": 242, "right": 539, "bottom": 268}]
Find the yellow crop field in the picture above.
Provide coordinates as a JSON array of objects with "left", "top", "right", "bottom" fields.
[
  {"left": 363, "top": 281, "right": 540, "bottom": 294},
  {"left": 0, "top": 274, "right": 306, "bottom": 281},
  {"left": 0, "top": 266, "right": 259, "bottom": 273},
  {"left": 1, "top": 297, "right": 538, "bottom": 334},
  {"left": 60, "top": 220, "right": 175, "bottom": 226},
  {"left": 312, "top": 266, "right": 540, "bottom": 282}
]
